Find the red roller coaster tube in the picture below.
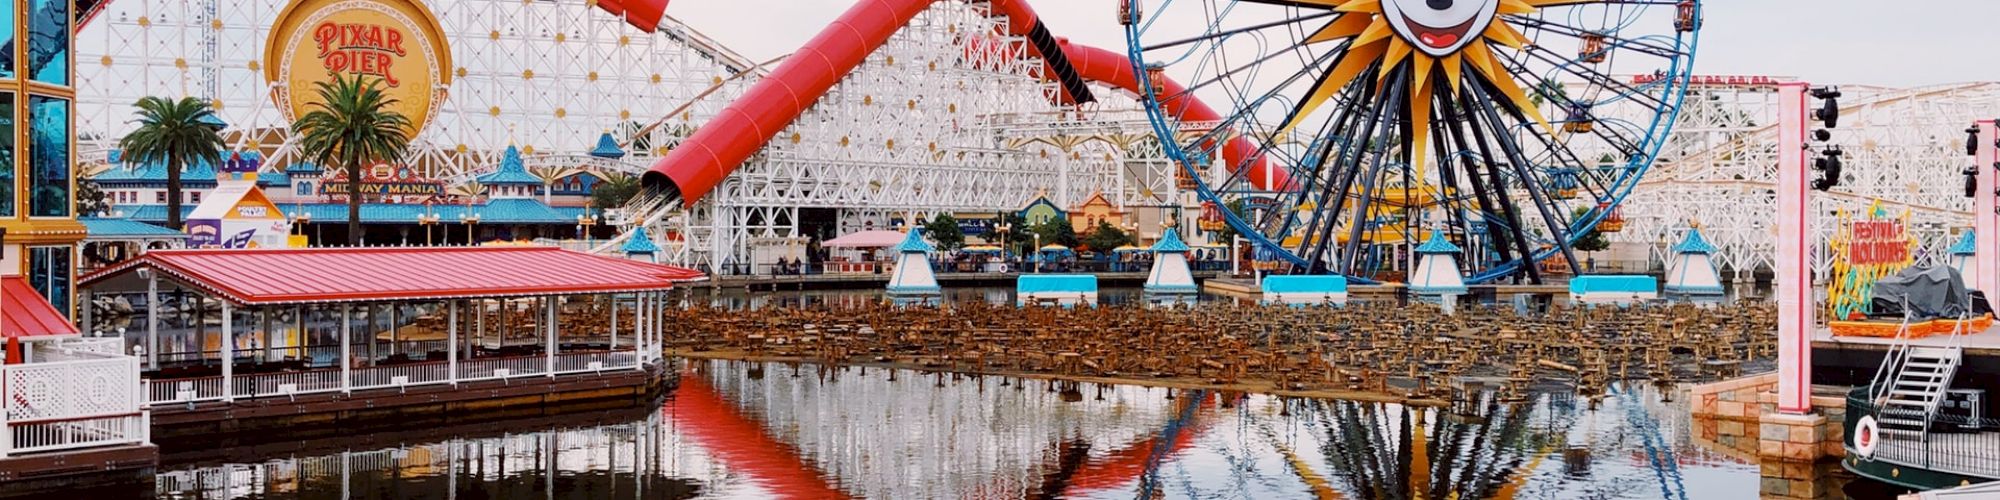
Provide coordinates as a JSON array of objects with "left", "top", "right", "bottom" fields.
[
  {"left": 594, "top": 0, "right": 671, "bottom": 33},
  {"left": 642, "top": 0, "right": 933, "bottom": 205},
  {"left": 644, "top": 0, "right": 1289, "bottom": 205}
]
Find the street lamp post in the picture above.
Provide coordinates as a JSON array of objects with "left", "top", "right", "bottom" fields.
[
  {"left": 459, "top": 213, "right": 482, "bottom": 246},
  {"left": 293, "top": 212, "right": 313, "bottom": 247},
  {"left": 995, "top": 222, "right": 1012, "bottom": 272},
  {"left": 1033, "top": 233, "right": 1042, "bottom": 273},
  {"left": 418, "top": 213, "right": 440, "bottom": 246}
]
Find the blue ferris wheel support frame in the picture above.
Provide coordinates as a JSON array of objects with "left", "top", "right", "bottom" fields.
[{"left": 1125, "top": 0, "right": 1703, "bottom": 284}]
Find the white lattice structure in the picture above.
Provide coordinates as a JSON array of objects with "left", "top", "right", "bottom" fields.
[
  {"left": 1, "top": 341, "right": 150, "bottom": 457},
  {"left": 1609, "top": 81, "right": 2000, "bottom": 278},
  {"left": 74, "top": 0, "right": 755, "bottom": 179},
  {"left": 633, "top": 2, "right": 1179, "bottom": 270}
]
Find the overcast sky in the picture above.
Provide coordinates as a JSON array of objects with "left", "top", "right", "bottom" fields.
[{"left": 669, "top": 0, "right": 2000, "bottom": 88}]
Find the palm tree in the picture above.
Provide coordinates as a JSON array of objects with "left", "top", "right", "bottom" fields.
[
  {"left": 291, "top": 74, "right": 413, "bottom": 245},
  {"left": 117, "top": 96, "right": 225, "bottom": 230}
]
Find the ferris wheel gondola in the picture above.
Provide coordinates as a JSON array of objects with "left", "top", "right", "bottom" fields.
[{"left": 1125, "top": 0, "right": 1700, "bottom": 283}]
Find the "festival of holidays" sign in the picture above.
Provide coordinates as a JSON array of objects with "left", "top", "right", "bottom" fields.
[{"left": 1827, "top": 202, "right": 1917, "bottom": 320}]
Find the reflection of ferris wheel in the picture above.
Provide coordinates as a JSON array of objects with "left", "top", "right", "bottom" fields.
[{"left": 1127, "top": 0, "right": 1700, "bottom": 283}]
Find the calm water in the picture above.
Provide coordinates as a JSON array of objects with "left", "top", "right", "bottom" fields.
[{"left": 130, "top": 359, "right": 1901, "bottom": 500}]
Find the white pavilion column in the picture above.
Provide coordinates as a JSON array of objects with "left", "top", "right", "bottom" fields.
[
  {"left": 146, "top": 274, "right": 159, "bottom": 370},
  {"left": 261, "top": 307, "right": 275, "bottom": 363},
  {"left": 1774, "top": 82, "right": 1812, "bottom": 415},
  {"left": 610, "top": 294, "right": 620, "bottom": 350},
  {"left": 448, "top": 300, "right": 459, "bottom": 386},
  {"left": 545, "top": 296, "right": 558, "bottom": 376},
  {"left": 294, "top": 306, "right": 306, "bottom": 361},
  {"left": 221, "top": 301, "right": 234, "bottom": 403},
  {"left": 340, "top": 304, "right": 353, "bottom": 393},
  {"left": 79, "top": 290, "right": 93, "bottom": 336}
]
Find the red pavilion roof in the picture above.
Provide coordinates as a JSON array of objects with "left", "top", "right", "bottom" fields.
[
  {"left": 1, "top": 277, "right": 79, "bottom": 340},
  {"left": 79, "top": 246, "right": 704, "bottom": 306}
]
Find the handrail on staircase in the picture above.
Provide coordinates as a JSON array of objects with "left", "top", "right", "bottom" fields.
[{"left": 1864, "top": 295, "right": 1916, "bottom": 407}]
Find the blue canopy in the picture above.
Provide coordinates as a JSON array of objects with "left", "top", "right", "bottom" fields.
[
  {"left": 476, "top": 145, "right": 543, "bottom": 185},
  {"left": 1413, "top": 229, "right": 1461, "bottom": 255},
  {"left": 1149, "top": 228, "right": 1191, "bottom": 253},
  {"left": 1569, "top": 275, "right": 1657, "bottom": 295},
  {"left": 1950, "top": 230, "right": 1976, "bottom": 256},
  {"left": 589, "top": 132, "right": 627, "bottom": 159},
  {"left": 1672, "top": 227, "right": 1719, "bottom": 255},
  {"left": 893, "top": 228, "right": 935, "bottom": 253},
  {"left": 622, "top": 227, "right": 662, "bottom": 254}
]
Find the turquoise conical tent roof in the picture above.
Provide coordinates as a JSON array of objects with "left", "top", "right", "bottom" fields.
[
  {"left": 1149, "top": 227, "right": 1191, "bottom": 253},
  {"left": 1950, "top": 230, "right": 1977, "bottom": 256},
  {"left": 1414, "top": 229, "right": 1461, "bottom": 254},
  {"left": 622, "top": 227, "right": 662, "bottom": 255},
  {"left": 1672, "top": 227, "right": 1718, "bottom": 255},
  {"left": 893, "top": 228, "right": 935, "bottom": 253},
  {"left": 589, "top": 132, "right": 626, "bottom": 159},
  {"left": 476, "top": 145, "right": 542, "bottom": 185}
]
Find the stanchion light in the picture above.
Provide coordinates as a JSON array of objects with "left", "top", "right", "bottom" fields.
[
  {"left": 1812, "top": 146, "right": 1843, "bottom": 191},
  {"left": 1810, "top": 87, "right": 1841, "bottom": 128}
]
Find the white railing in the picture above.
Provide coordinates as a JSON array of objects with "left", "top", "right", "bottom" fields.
[
  {"left": 8, "top": 413, "right": 149, "bottom": 456},
  {"left": 58, "top": 338, "right": 126, "bottom": 355},
  {"left": 2, "top": 354, "right": 150, "bottom": 457},
  {"left": 145, "top": 349, "right": 645, "bottom": 406}
]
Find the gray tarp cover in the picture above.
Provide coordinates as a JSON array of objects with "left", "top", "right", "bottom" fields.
[{"left": 1869, "top": 266, "right": 1968, "bottom": 321}]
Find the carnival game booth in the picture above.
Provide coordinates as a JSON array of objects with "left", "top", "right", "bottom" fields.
[
  {"left": 1260, "top": 275, "right": 1349, "bottom": 307},
  {"left": 77, "top": 247, "right": 702, "bottom": 415},
  {"left": 1567, "top": 276, "right": 1659, "bottom": 306}
]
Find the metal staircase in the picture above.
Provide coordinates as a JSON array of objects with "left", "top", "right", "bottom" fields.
[{"left": 1867, "top": 305, "right": 1970, "bottom": 438}]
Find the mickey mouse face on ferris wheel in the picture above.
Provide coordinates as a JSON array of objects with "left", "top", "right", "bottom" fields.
[{"left": 1381, "top": 0, "right": 1499, "bottom": 57}]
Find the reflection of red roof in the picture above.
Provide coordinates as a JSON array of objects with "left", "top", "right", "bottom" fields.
[
  {"left": 79, "top": 247, "right": 704, "bottom": 306},
  {"left": 2, "top": 277, "right": 79, "bottom": 339}
]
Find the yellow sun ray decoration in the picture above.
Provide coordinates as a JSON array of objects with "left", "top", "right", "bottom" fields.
[{"left": 1280, "top": 0, "right": 1587, "bottom": 181}]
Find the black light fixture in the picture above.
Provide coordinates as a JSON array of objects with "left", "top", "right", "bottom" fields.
[
  {"left": 1810, "top": 87, "right": 1841, "bottom": 129},
  {"left": 1812, "top": 146, "right": 1843, "bottom": 191},
  {"left": 1969, "top": 126, "right": 1983, "bottom": 156},
  {"left": 1967, "top": 165, "right": 1980, "bottom": 198},
  {"left": 1812, "top": 129, "right": 1832, "bottom": 142}
]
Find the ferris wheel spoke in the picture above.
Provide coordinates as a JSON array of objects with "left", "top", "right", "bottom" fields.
[
  {"left": 1285, "top": 75, "right": 1381, "bottom": 265},
  {"left": 1436, "top": 94, "right": 1517, "bottom": 272},
  {"left": 1502, "top": 16, "right": 1685, "bottom": 60},
  {"left": 1454, "top": 91, "right": 1543, "bottom": 281},
  {"left": 1166, "top": 39, "right": 1348, "bottom": 110},
  {"left": 1331, "top": 68, "right": 1411, "bottom": 274},
  {"left": 1469, "top": 82, "right": 1584, "bottom": 275},
  {"left": 1140, "top": 11, "right": 1340, "bottom": 53},
  {"left": 1514, "top": 44, "right": 1670, "bottom": 109}
]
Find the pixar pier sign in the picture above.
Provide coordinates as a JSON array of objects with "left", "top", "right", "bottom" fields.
[{"left": 265, "top": 0, "right": 453, "bottom": 139}]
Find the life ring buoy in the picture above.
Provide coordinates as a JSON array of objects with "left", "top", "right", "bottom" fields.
[{"left": 1854, "top": 415, "right": 1880, "bottom": 458}]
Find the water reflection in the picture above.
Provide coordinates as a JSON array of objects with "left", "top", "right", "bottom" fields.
[{"left": 140, "top": 359, "right": 1808, "bottom": 499}]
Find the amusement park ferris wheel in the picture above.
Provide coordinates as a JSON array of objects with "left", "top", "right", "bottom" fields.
[{"left": 1126, "top": 0, "right": 1701, "bottom": 283}]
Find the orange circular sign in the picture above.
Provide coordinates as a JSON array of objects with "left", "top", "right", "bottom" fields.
[{"left": 264, "top": 0, "right": 451, "bottom": 139}]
